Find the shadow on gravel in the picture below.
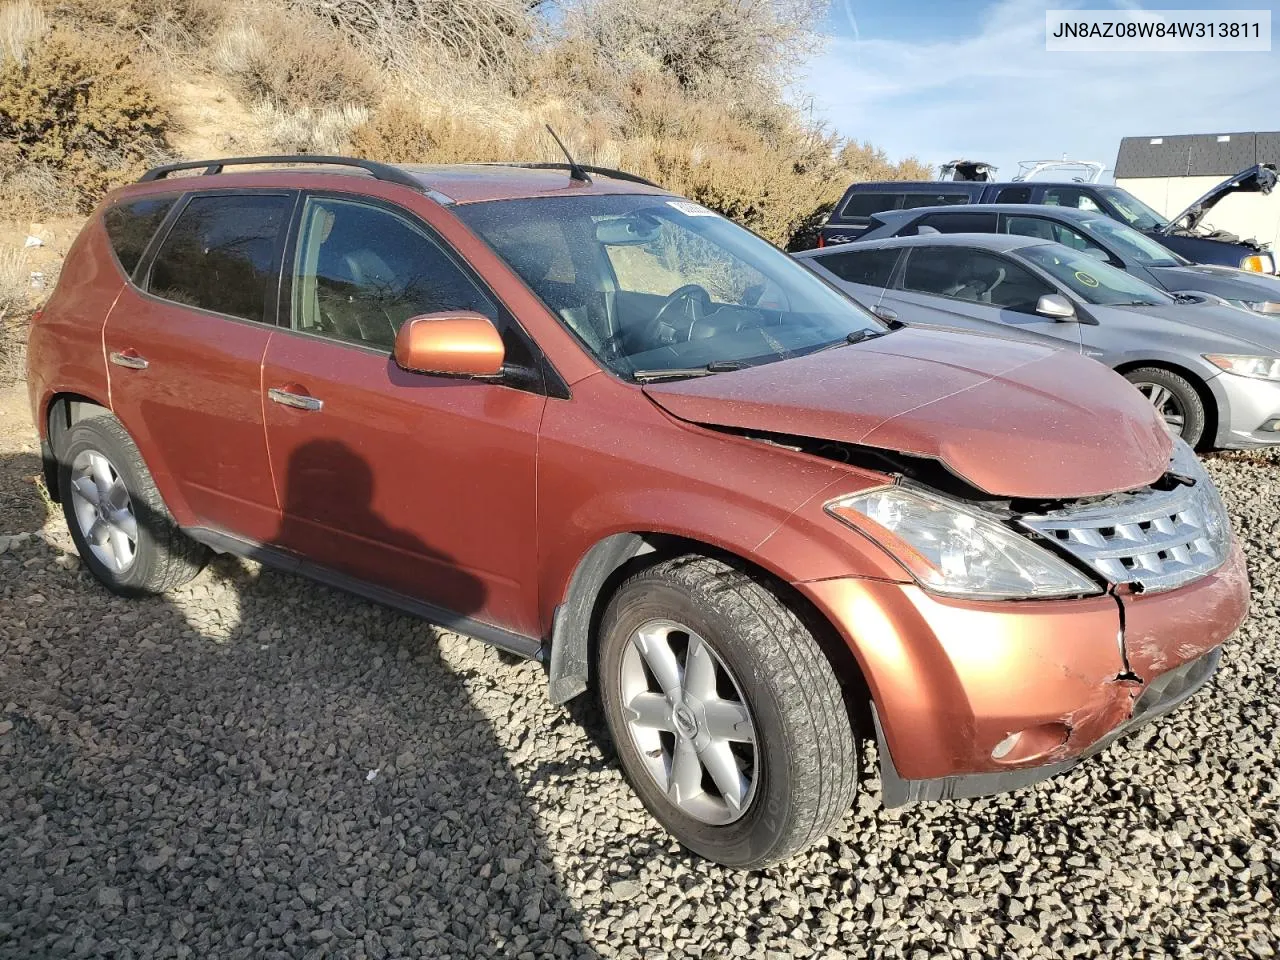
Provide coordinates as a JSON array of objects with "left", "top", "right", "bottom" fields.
[
  {"left": 0, "top": 450, "right": 46, "bottom": 534},
  {"left": 0, "top": 445, "right": 602, "bottom": 960}
]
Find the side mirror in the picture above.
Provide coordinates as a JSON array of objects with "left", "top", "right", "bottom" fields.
[
  {"left": 394, "top": 311, "right": 505, "bottom": 377},
  {"left": 1036, "top": 294, "right": 1077, "bottom": 321}
]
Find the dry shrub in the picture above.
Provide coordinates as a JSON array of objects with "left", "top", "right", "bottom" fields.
[
  {"left": 0, "top": 161, "right": 72, "bottom": 219},
  {"left": 1, "top": 0, "right": 47, "bottom": 64},
  {"left": 0, "top": 247, "right": 30, "bottom": 385},
  {"left": 252, "top": 101, "right": 370, "bottom": 155},
  {"left": 350, "top": 101, "right": 509, "bottom": 163},
  {"left": 213, "top": 8, "right": 379, "bottom": 110},
  {"left": 0, "top": 28, "right": 170, "bottom": 212}
]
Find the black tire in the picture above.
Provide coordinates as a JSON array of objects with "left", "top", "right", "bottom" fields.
[
  {"left": 57, "top": 416, "right": 208, "bottom": 596},
  {"left": 1122, "top": 367, "right": 1208, "bottom": 448},
  {"left": 597, "top": 555, "right": 857, "bottom": 869}
]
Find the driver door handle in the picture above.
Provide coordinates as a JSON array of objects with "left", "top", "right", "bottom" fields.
[{"left": 268, "top": 387, "right": 323, "bottom": 412}]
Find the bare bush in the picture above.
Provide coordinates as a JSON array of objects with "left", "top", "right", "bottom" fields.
[
  {"left": 252, "top": 101, "right": 370, "bottom": 155},
  {"left": 213, "top": 8, "right": 379, "bottom": 110},
  {"left": 0, "top": 0, "right": 47, "bottom": 64},
  {"left": 561, "top": 0, "right": 829, "bottom": 92},
  {"left": 290, "top": 0, "right": 534, "bottom": 78}
]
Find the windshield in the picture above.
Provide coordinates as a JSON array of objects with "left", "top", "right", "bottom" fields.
[
  {"left": 455, "top": 194, "right": 884, "bottom": 379},
  {"left": 1079, "top": 216, "right": 1185, "bottom": 267},
  {"left": 1019, "top": 243, "right": 1175, "bottom": 306},
  {"left": 1097, "top": 187, "right": 1169, "bottom": 231}
]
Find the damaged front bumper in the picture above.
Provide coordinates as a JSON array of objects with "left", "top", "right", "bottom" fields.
[{"left": 798, "top": 543, "right": 1249, "bottom": 807}]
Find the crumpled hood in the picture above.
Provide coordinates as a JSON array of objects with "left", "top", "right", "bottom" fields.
[{"left": 643, "top": 327, "right": 1172, "bottom": 499}]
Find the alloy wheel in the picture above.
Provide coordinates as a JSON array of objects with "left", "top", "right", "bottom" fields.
[
  {"left": 618, "top": 619, "right": 758, "bottom": 825},
  {"left": 1134, "top": 381, "right": 1186, "bottom": 437},
  {"left": 69, "top": 449, "right": 139, "bottom": 573}
]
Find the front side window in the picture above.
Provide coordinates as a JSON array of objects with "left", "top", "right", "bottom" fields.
[
  {"left": 1080, "top": 214, "right": 1183, "bottom": 265},
  {"left": 457, "top": 195, "right": 884, "bottom": 378},
  {"left": 291, "top": 197, "right": 497, "bottom": 351},
  {"left": 1042, "top": 188, "right": 1103, "bottom": 213},
  {"left": 147, "top": 193, "right": 292, "bottom": 323},
  {"left": 993, "top": 187, "right": 1031, "bottom": 203},
  {"left": 104, "top": 196, "right": 175, "bottom": 277},
  {"left": 902, "top": 246, "right": 1053, "bottom": 312},
  {"left": 1097, "top": 187, "right": 1169, "bottom": 231},
  {"left": 817, "top": 247, "right": 901, "bottom": 286},
  {"left": 1019, "top": 244, "right": 1174, "bottom": 306},
  {"left": 1003, "top": 215, "right": 1109, "bottom": 260}
]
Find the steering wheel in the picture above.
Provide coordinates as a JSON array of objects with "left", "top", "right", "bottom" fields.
[{"left": 643, "top": 284, "right": 713, "bottom": 346}]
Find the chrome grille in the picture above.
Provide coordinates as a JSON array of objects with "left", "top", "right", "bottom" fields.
[{"left": 1019, "top": 477, "right": 1230, "bottom": 594}]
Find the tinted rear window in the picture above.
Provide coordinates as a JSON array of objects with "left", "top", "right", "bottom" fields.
[
  {"left": 147, "top": 193, "right": 292, "bottom": 323},
  {"left": 815, "top": 247, "right": 901, "bottom": 287},
  {"left": 900, "top": 192, "right": 971, "bottom": 210},
  {"left": 103, "top": 196, "right": 176, "bottom": 276},
  {"left": 839, "top": 192, "right": 903, "bottom": 219}
]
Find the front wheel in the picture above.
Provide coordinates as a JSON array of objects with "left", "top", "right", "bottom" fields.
[
  {"left": 1123, "top": 367, "right": 1208, "bottom": 448},
  {"left": 597, "top": 556, "right": 857, "bottom": 869}
]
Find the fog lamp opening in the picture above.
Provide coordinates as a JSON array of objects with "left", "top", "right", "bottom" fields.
[{"left": 989, "top": 722, "right": 1071, "bottom": 765}]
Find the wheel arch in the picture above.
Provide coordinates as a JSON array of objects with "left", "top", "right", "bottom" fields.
[
  {"left": 1113, "top": 358, "right": 1219, "bottom": 449},
  {"left": 42, "top": 392, "right": 114, "bottom": 503},
  {"left": 546, "top": 532, "right": 870, "bottom": 729}
]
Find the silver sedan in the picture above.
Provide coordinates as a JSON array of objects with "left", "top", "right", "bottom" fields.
[{"left": 796, "top": 233, "right": 1280, "bottom": 449}]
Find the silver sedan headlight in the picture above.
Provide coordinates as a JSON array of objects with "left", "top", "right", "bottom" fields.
[{"left": 1204, "top": 354, "right": 1280, "bottom": 382}]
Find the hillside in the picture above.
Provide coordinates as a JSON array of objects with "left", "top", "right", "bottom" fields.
[{"left": 0, "top": 0, "right": 930, "bottom": 383}]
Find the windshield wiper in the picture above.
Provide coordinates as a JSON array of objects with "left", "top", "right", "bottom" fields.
[
  {"left": 631, "top": 360, "right": 749, "bottom": 382},
  {"left": 811, "top": 328, "right": 887, "bottom": 354}
]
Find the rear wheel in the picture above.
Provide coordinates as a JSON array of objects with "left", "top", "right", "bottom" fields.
[
  {"left": 1123, "top": 367, "right": 1207, "bottom": 448},
  {"left": 598, "top": 555, "right": 857, "bottom": 869},
  {"left": 58, "top": 417, "right": 208, "bottom": 596}
]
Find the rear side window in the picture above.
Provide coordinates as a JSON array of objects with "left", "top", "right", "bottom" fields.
[
  {"left": 816, "top": 247, "right": 901, "bottom": 287},
  {"left": 900, "top": 192, "right": 971, "bottom": 210},
  {"left": 908, "top": 212, "right": 998, "bottom": 235},
  {"left": 839, "top": 192, "right": 903, "bottom": 219},
  {"left": 992, "top": 187, "right": 1031, "bottom": 203},
  {"left": 147, "top": 194, "right": 293, "bottom": 323},
  {"left": 103, "top": 196, "right": 175, "bottom": 277},
  {"left": 1042, "top": 187, "right": 1103, "bottom": 213}
]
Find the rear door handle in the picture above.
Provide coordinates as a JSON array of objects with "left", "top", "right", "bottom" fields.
[
  {"left": 872, "top": 305, "right": 898, "bottom": 323},
  {"left": 268, "top": 387, "right": 323, "bottom": 412},
  {"left": 109, "top": 350, "right": 149, "bottom": 370}
]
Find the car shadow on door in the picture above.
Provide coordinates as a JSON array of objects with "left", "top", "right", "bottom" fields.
[{"left": 0, "top": 443, "right": 603, "bottom": 959}]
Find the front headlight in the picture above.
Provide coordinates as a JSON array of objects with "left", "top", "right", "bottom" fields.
[
  {"left": 825, "top": 486, "right": 1101, "bottom": 600},
  {"left": 1204, "top": 354, "right": 1280, "bottom": 381},
  {"left": 1239, "top": 254, "right": 1276, "bottom": 274},
  {"left": 1243, "top": 300, "right": 1280, "bottom": 315}
]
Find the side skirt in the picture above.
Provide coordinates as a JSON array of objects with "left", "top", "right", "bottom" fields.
[{"left": 184, "top": 526, "right": 546, "bottom": 663}]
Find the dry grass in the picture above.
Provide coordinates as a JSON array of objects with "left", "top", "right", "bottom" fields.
[
  {"left": 0, "top": 0, "right": 46, "bottom": 64},
  {"left": 0, "top": 246, "right": 29, "bottom": 385},
  {"left": 252, "top": 102, "right": 370, "bottom": 155}
]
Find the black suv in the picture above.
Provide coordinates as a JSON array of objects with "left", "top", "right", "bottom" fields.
[{"left": 821, "top": 166, "right": 1278, "bottom": 274}]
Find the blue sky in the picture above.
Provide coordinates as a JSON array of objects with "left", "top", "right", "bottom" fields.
[{"left": 798, "top": 0, "right": 1280, "bottom": 180}]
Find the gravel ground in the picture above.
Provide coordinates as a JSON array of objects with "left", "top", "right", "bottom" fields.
[{"left": 1, "top": 380, "right": 1278, "bottom": 959}]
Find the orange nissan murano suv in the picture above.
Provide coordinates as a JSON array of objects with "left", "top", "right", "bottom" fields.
[{"left": 26, "top": 156, "right": 1249, "bottom": 868}]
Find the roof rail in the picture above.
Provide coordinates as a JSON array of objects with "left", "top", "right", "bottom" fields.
[
  {"left": 471, "top": 162, "right": 661, "bottom": 188},
  {"left": 138, "top": 155, "right": 424, "bottom": 191}
]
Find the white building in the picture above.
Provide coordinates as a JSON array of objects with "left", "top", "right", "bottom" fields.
[{"left": 1114, "top": 132, "right": 1280, "bottom": 252}]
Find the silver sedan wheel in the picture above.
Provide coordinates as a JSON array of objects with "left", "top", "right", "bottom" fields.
[
  {"left": 1134, "top": 381, "right": 1186, "bottom": 437},
  {"left": 618, "top": 619, "right": 757, "bottom": 825},
  {"left": 69, "top": 449, "right": 138, "bottom": 573}
]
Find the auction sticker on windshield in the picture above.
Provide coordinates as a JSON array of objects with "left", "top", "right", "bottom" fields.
[{"left": 667, "top": 200, "right": 719, "bottom": 217}]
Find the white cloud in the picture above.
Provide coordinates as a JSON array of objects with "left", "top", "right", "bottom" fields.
[{"left": 798, "top": 0, "right": 1280, "bottom": 179}]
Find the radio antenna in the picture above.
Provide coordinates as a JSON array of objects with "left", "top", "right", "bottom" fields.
[{"left": 546, "top": 125, "right": 592, "bottom": 184}]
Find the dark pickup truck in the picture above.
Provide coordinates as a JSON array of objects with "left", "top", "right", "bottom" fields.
[{"left": 821, "top": 164, "right": 1278, "bottom": 275}]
